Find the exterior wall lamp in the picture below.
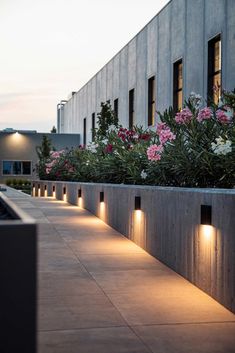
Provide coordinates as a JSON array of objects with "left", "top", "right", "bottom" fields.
[
  {"left": 63, "top": 187, "right": 66, "bottom": 195},
  {"left": 100, "top": 191, "right": 104, "bottom": 202},
  {"left": 201, "top": 205, "right": 212, "bottom": 225},
  {"left": 135, "top": 196, "right": 141, "bottom": 210},
  {"left": 78, "top": 189, "right": 82, "bottom": 198}
]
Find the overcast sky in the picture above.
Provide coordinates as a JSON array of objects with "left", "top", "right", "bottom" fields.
[{"left": 0, "top": 0, "right": 169, "bottom": 132}]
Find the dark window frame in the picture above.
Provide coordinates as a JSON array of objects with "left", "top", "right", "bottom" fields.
[
  {"left": 129, "top": 89, "right": 135, "bottom": 129},
  {"left": 83, "top": 118, "right": 87, "bottom": 146},
  {"left": 2, "top": 160, "right": 32, "bottom": 176},
  {"left": 114, "top": 98, "right": 118, "bottom": 120},
  {"left": 148, "top": 76, "right": 156, "bottom": 126},
  {"left": 207, "top": 34, "right": 221, "bottom": 104},
  {"left": 91, "top": 113, "right": 95, "bottom": 142},
  {"left": 173, "top": 59, "right": 183, "bottom": 113}
]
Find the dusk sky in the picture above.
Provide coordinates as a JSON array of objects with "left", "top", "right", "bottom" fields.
[{"left": 0, "top": 0, "right": 169, "bottom": 132}]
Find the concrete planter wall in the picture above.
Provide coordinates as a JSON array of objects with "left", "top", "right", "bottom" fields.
[
  {"left": 0, "top": 191, "right": 37, "bottom": 353},
  {"left": 33, "top": 180, "right": 235, "bottom": 314}
]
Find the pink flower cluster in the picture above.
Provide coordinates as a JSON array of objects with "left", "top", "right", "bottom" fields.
[
  {"left": 45, "top": 150, "right": 66, "bottom": 174},
  {"left": 175, "top": 108, "right": 193, "bottom": 124},
  {"left": 50, "top": 150, "right": 65, "bottom": 159},
  {"left": 197, "top": 107, "right": 212, "bottom": 122},
  {"left": 216, "top": 109, "right": 231, "bottom": 124},
  {"left": 156, "top": 123, "right": 176, "bottom": 145},
  {"left": 138, "top": 133, "right": 151, "bottom": 141},
  {"left": 104, "top": 144, "right": 113, "bottom": 153},
  {"left": 147, "top": 144, "right": 163, "bottom": 161},
  {"left": 64, "top": 160, "right": 75, "bottom": 173},
  {"left": 45, "top": 159, "right": 57, "bottom": 174},
  {"left": 118, "top": 128, "right": 136, "bottom": 142}
]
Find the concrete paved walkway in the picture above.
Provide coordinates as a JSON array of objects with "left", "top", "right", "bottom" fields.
[{"left": 6, "top": 188, "right": 235, "bottom": 353}]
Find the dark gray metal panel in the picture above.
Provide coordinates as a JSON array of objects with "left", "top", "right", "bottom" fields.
[{"left": 0, "top": 194, "right": 37, "bottom": 353}]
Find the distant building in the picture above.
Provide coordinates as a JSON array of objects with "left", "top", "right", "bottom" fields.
[
  {"left": 58, "top": 0, "right": 235, "bottom": 144},
  {"left": 0, "top": 130, "right": 80, "bottom": 182}
]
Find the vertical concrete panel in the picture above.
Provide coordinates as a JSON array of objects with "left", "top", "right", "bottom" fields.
[
  {"left": 113, "top": 55, "right": 120, "bottom": 101},
  {"left": 147, "top": 17, "right": 157, "bottom": 77},
  {"left": 101, "top": 66, "right": 107, "bottom": 103},
  {"left": 107, "top": 60, "right": 113, "bottom": 102},
  {"left": 128, "top": 38, "right": 137, "bottom": 91},
  {"left": 96, "top": 72, "right": 102, "bottom": 113},
  {"left": 157, "top": 5, "right": 171, "bottom": 113},
  {"left": 171, "top": 0, "right": 185, "bottom": 95},
  {"left": 91, "top": 77, "right": 96, "bottom": 114},
  {"left": 87, "top": 81, "right": 92, "bottom": 144},
  {"left": 204, "top": 0, "right": 226, "bottom": 96},
  {"left": 136, "top": 29, "right": 147, "bottom": 127},
  {"left": 119, "top": 47, "right": 128, "bottom": 126},
  {"left": 226, "top": 0, "right": 235, "bottom": 91},
  {"left": 171, "top": 0, "right": 185, "bottom": 61},
  {"left": 205, "top": 0, "right": 225, "bottom": 39},
  {"left": 185, "top": 0, "right": 204, "bottom": 97},
  {"left": 77, "top": 93, "right": 82, "bottom": 135}
]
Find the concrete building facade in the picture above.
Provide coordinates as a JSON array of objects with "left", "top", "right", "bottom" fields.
[
  {"left": 0, "top": 131, "right": 80, "bottom": 182},
  {"left": 58, "top": 0, "right": 235, "bottom": 144}
]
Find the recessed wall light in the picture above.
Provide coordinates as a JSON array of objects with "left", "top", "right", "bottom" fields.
[{"left": 201, "top": 205, "right": 212, "bottom": 225}]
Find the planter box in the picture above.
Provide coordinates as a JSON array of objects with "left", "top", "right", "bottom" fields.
[
  {"left": 0, "top": 191, "right": 37, "bottom": 353},
  {"left": 34, "top": 180, "right": 235, "bottom": 314}
]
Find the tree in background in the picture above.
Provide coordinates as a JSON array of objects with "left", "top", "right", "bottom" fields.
[
  {"left": 95, "top": 100, "right": 119, "bottom": 140},
  {"left": 36, "top": 135, "right": 52, "bottom": 160},
  {"left": 36, "top": 135, "right": 53, "bottom": 178},
  {"left": 51, "top": 126, "right": 57, "bottom": 133}
]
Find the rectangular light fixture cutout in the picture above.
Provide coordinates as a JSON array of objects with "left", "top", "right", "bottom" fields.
[
  {"left": 63, "top": 187, "right": 66, "bottom": 195},
  {"left": 78, "top": 189, "right": 82, "bottom": 198},
  {"left": 44, "top": 185, "right": 47, "bottom": 190},
  {"left": 53, "top": 186, "right": 55, "bottom": 192},
  {"left": 201, "top": 205, "right": 212, "bottom": 225},
  {"left": 38, "top": 184, "right": 40, "bottom": 189},
  {"left": 135, "top": 196, "right": 141, "bottom": 210},
  {"left": 100, "top": 191, "right": 104, "bottom": 202}
]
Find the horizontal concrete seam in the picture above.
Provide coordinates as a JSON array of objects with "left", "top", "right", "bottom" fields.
[{"left": 131, "top": 320, "right": 235, "bottom": 327}]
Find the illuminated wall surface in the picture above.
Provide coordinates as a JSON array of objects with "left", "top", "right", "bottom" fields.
[
  {"left": 0, "top": 132, "right": 80, "bottom": 182},
  {"left": 59, "top": 0, "right": 235, "bottom": 143},
  {"left": 34, "top": 181, "right": 235, "bottom": 314}
]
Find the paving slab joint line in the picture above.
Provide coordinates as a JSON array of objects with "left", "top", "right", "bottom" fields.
[
  {"left": 130, "top": 320, "right": 235, "bottom": 328},
  {"left": 39, "top": 324, "right": 128, "bottom": 333}
]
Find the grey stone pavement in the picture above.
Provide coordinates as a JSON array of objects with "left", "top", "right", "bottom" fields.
[{"left": 5, "top": 188, "right": 235, "bottom": 353}]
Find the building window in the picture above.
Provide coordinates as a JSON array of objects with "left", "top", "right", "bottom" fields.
[
  {"left": 129, "top": 89, "right": 135, "bottom": 129},
  {"left": 148, "top": 76, "right": 155, "bottom": 126},
  {"left": 208, "top": 35, "right": 221, "bottom": 104},
  {"left": 114, "top": 98, "right": 118, "bottom": 120},
  {"left": 83, "top": 118, "right": 86, "bottom": 146},
  {"left": 2, "top": 161, "right": 31, "bottom": 175},
  {"left": 173, "top": 59, "right": 183, "bottom": 112},
  {"left": 92, "top": 113, "right": 95, "bottom": 142}
]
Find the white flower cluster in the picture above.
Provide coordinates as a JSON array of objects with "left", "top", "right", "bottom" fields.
[
  {"left": 108, "top": 125, "right": 117, "bottom": 132},
  {"left": 140, "top": 170, "right": 147, "bottom": 179},
  {"left": 189, "top": 92, "right": 203, "bottom": 109},
  {"left": 211, "top": 137, "right": 232, "bottom": 155},
  {"left": 87, "top": 143, "right": 98, "bottom": 153}
]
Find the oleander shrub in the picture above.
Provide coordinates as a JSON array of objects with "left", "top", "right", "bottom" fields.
[{"left": 37, "top": 90, "right": 235, "bottom": 188}]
